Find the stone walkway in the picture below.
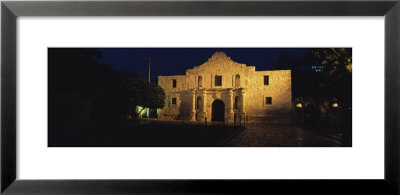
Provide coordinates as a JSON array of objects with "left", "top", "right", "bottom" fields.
[{"left": 225, "top": 123, "right": 341, "bottom": 147}]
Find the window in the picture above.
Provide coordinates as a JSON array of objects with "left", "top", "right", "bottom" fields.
[
  {"left": 172, "top": 98, "right": 177, "bottom": 105},
  {"left": 235, "top": 74, "right": 240, "bottom": 87},
  {"left": 265, "top": 97, "right": 272, "bottom": 105},
  {"left": 215, "top": 75, "right": 222, "bottom": 86},
  {"left": 172, "top": 79, "right": 176, "bottom": 88},
  {"left": 198, "top": 76, "right": 202, "bottom": 87},
  {"left": 264, "top": 76, "right": 269, "bottom": 85}
]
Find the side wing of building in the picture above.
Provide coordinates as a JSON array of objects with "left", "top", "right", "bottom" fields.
[
  {"left": 245, "top": 70, "right": 292, "bottom": 122},
  {"left": 157, "top": 75, "right": 193, "bottom": 120}
]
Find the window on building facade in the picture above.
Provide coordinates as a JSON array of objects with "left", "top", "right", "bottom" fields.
[
  {"left": 265, "top": 97, "right": 272, "bottom": 105},
  {"left": 235, "top": 74, "right": 240, "bottom": 87},
  {"left": 264, "top": 76, "right": 269, "bottom": 85},
  {"left": 215, "top": 75, "right": 222, "bottom": 86},
  {"left": 172, "top": 79, "right": 177, "bottom": 88},
  {"left": 172, "top": 98, "right": 177, "bottom": 105},
  {"left": 198, "top": 76, "right": 202, "bottom": 87}
]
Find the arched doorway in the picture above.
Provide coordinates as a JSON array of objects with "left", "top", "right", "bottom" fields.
[{"left": 212, "top": 99, "right": 225, "bottom": 122}]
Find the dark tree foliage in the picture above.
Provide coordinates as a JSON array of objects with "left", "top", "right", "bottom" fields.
[
  {"left": 48, "top": 48, "right": 165, "bottom": 122},
  {"left": 48, "top": 48, "right": 102, "bottom": 98},
  {"left": 49, "top": 48, "right": 126, "bottom": 121},
  {"left": 308, "top": 48, "right": 352, "bottom": 74},
  {"left": 274, "top": 48, "right": 352, "bottom": 107},
  {"left": 274, "top": 48, "right": 352, "bottom": 143},
  {"left": 306, "top": 48, "right": 352, "bottom": 107},
  {"left": 122, "top": 73, "right": 166, "bottom": 118}
]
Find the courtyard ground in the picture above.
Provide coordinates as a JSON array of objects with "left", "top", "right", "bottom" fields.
[
  {"left": 226, "top": 123, "right": 341, "bottom": 147},
  {"left": 49, "top": 119, "right": 342, "bottom": 147},
  {"left": 48, "top": 119, "right": 242, "bottom": 147}
]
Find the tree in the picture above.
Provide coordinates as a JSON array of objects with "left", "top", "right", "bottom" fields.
[
  {"left": 147, "top": 82, "right": 166, "bottom": 109},
  {"left": 48, "top": 48, "right": 103, "bottom": 98},
  {"left": 307, "top": 48, "right": 352, "bottom": 144},
  {"left": 307, "top": 48, "right": 352, "bottom": 106},
  {"left": 49, "top": 48, "right": 130, "bottom": 121},
  {"left": 122, "top": 73, "right": 166, "bottom": 118},
  {"left": 308, "top": 48, "right": 352, "bottom": 75},
  {"left": 273, "top": 48, "right": 352, "bottom": 106}
]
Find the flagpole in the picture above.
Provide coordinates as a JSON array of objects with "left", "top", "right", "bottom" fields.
[
  {"left": 148, "top": 54, "right": 151, "bottom": 82},
  {"left": 147, "top": 54, "right": 151, "bottom": 118}
]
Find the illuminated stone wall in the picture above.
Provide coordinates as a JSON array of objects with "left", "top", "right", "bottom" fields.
[{"left": 158, "top": 52, "right": 292, "bottom": 123}]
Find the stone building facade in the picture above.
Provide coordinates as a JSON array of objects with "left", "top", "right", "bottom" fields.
[{"left": 158, "top": 52, "right": 292, "bottom": 123}]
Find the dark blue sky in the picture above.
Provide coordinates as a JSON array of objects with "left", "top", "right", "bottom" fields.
[{"left": 96, "top": 48, "right": 309, "bottom": 82}]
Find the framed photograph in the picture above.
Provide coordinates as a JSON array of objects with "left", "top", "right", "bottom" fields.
[
  {"left": 2, "top": 0, "right": 399, "bottom": 194},
  {"left": 47, "top": 47, "right": 350, "bottom": 147}
]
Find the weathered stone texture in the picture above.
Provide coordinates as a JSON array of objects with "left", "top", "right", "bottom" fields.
[{"left": 158, "top": 52, "right": 292, "bottom": 123}]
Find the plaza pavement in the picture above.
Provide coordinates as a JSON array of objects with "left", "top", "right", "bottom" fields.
[{"left": 224, "top": 123, "right": 342, "bottom": 147}]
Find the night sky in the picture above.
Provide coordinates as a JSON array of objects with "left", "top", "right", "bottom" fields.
[{"left": 96, "top": 48, "right": 309, "bottom": 83}]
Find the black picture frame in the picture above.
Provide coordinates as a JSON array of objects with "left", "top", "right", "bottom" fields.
[{"left": 1, "top": 0, "right": 399, "bottom": 194}]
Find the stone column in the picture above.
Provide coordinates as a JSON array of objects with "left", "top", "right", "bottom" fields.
[
  {"left": 198, "top": 89, "right": 207, "bottom": 122},
  {"left": 241, "top": 88, "right": 246, "bottom": 114},
  {"left": 191, "top": 89, "right": 196, "bottom": 121},
  {"left": 240, "top": 88, "right": 246, "bottom": 125},
  {"left": 202, "top": 90, "right": 207, "bottom": 113},
  {"left": 227, "top": 89, "right": 234, "bottom": 123},
  {"left": 210, "top": 74, "right": 213, "bottom": 88}
]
